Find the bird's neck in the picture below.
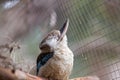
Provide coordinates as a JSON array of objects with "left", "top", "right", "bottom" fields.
[
  {"left": 55, "top": 41, "right": 69, "bottom": 53},
  {"left": 56, "top": 35, "right": 68, "bottom": 51}
]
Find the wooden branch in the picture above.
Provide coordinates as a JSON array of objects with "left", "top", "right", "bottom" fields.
[
  {"left": 0, "top": 67, "right": 99, "bottom": 80},
  {"left": 0, "top": 67, "right": 17, "bottom": 80},
  {"left": 0, "top": 67, "right": 47, "bottom": 80}
]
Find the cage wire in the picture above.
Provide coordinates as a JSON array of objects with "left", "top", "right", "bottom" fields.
[
  {"left": 0, "top": 0, "right": 120, "bottom": 80},
  {"left": 56, "top": 0, "right": 120, "bottom": 80}
]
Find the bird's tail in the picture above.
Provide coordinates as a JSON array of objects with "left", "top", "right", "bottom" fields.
[{"left": 70, "top": 76, "right": 99, "bottom": 80}]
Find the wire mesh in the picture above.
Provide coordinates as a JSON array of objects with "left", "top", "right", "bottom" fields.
[{"left": 55, "top": 0, "right": 120, "bottom": 80}]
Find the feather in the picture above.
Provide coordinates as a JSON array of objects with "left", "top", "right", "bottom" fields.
[{"left": 36, "top": 52, "right": 54, "bottom": 75}]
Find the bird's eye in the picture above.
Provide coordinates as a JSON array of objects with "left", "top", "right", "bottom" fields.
[
  {"left": 47, "top": 35, "right": 53, "bottom": 39},
  {"left": 40, "top": 44, "right": 50, "bottom": 50}
]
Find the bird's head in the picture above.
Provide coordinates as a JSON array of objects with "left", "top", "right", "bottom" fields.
[{"left": 39, "top": 19, "right": 69, "bottom": 53}]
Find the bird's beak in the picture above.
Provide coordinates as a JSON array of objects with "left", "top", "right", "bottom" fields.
[{"left": 59, "top": 19, "right": 69, "bottom": 41}]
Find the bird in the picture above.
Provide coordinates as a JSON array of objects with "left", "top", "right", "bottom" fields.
[{"left": 36, "top": 19, "right": 74, "bottom": 80}]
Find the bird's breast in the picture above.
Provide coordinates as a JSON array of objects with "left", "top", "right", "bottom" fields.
[
  {"left": 53, "top": 46, "right": 74, "bottom": 65},
  {"left": 38, "top": 47, "right": 74, "bottom": 80}
]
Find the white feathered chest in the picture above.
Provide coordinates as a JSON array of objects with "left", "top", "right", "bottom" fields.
[{"left": 38, "top": 44, "right": 74, "bottom": 80}]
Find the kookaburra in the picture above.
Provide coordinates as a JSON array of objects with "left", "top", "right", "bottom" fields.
[{"left": 36, "top": 19, "right": 74, "bottom": 80}]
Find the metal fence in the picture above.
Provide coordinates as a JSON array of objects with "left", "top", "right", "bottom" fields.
[{"left": 55, "top": 0, "right": 120, "bottom": 80}]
